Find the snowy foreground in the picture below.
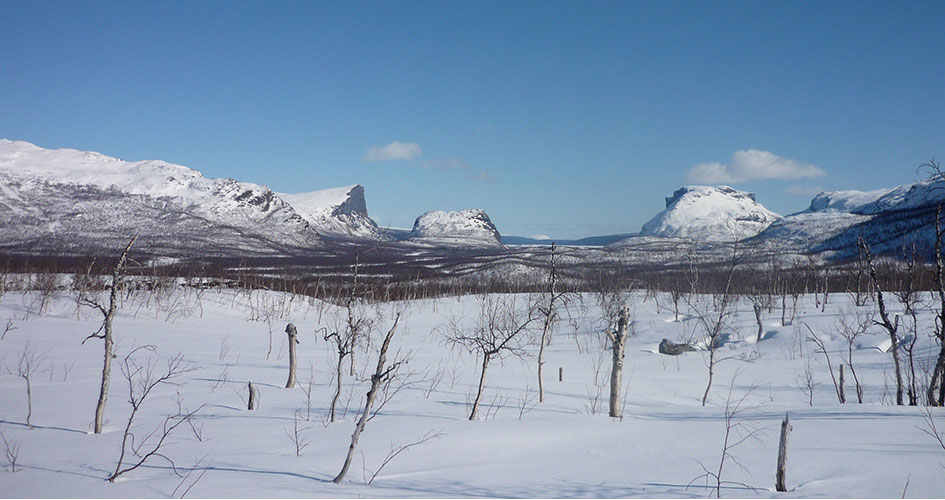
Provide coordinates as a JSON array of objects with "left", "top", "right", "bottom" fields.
[{"left": 1, "top": 287, "right": 944, "bottom": 498}]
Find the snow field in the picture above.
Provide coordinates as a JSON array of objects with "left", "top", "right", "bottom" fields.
[{"left": 0, "top": 287, "right": 943, "bottom": 498}]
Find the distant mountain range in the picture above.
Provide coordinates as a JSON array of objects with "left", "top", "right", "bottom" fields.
[{"left": 1, "top": 139, "right": 942, "bottom": 262}]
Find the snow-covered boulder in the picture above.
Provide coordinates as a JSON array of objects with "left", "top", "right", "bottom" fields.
[
  {"left": 641, "top": 186, "right": 780, "bottom": 241},
  {"left": 278, "top": 185, "right": 391, "bottom": 241},
  {"left": 405, "top": 209, "right": 503, "bottom": 247}
]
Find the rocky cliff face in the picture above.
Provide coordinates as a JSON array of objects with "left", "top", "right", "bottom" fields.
[
  {"left": 277, "top": 185, "right": 391, "bottom": 241},
  {"left": 640, "top": 186, "right": 780, "bottom": 241}
]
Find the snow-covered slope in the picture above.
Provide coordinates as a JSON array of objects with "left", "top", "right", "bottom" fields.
[
  {"left": 0, "top": 140, "right": 387, "bottom": 256},
  {"left": 805, "top": 188, "right": 893, "bottom": 213},
  {"left": 640, "top": 186, "right": 780, "bottom": 241},
  {"left": 754, "top": 178, "right": 945, "bottom": 259},
  {"left": 405, "top": 209, "right": 503, "bottom": 247},
  {"left": 278, "top": 185, "right": 391, "bottom": 241},
  {"left": 803, "top": 180, "right": 945, "bottom": 217}
]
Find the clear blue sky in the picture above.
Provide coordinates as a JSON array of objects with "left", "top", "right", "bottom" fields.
[{"left": 2, "top": 1, "right": 944, "bottom": 238}]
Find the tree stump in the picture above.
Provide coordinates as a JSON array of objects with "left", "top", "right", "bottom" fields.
[
  {"left": 285, "top": 323, "right": 299, "bottom": 388},
  {"left": 776, "top": 412, "right": 792, "bottom": 492},
  {"left": 248, "top": 382, "right": 259, "bottom": 410}
]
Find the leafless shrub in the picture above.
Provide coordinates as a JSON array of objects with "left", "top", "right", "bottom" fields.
[
  {"left": 483, "top": 392, "right": 511, "bottom": 420},
  {"left": 0, "top": 427, "right": 21, "bottom": 472},
  {"left": 805, "top": 324, "right": 843, "bottom": 404},
  {"left": 366, "top": 429, "right": 442, "bottom": 485},
  {"left": 585, "top": 348, "right": 607, "bottom": 415},
  {"left": 689, "top": 376, "right": 766, "bottom": 498},
  {"left": 174, "top": 392, "right": 205, "bottom": 442},
  {"left": 518, "top": 384, "right": 538, "bottom": 420},
  {"left": 218, "top": 335, "right": 232, "bottom": 362},
  {"left": 285, "top": 410, "right": 310, "bottom": 456},
  {"left": 298, "top": 363, "right": 317, "bottom": 421},
  {"left": 12, "top": 340, "right": 46, "bottom": 429},
  {"left": 919, "top": 406, "right": 945, "bottom": 466},
  {"left": 796, "top": 356, "right": 816, "bottom": 406},
  {"left": 422, "top": 364, "right": 446, "bottom": 399},
  {"left": 445, "top": 294, "right": 538, "bottom": 420},
  {"left": 836, "top": 306, "right": 872, "bottom": 403},
  {"left": 170, "top": 456, "right": 210, "bottom": 499},
  {"left": 1, "top": 319, "right": 15, "bottom": 341},
  {"left": 48, "top": 361, "right": 75, "bottom": 383},
  {"left": 107, "top": 347, "right": 201, "bottom": 482}
]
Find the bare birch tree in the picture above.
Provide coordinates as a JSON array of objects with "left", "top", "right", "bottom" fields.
[
  {"left": 930, "top": 202, "right": 945, "bottom": 406},
  {"left": 858, "top": 238, "right": 904, "bottom": 405},
  {"left": 332, "top": 313, "right": 402, "bottom": 483},
  {"left": 537, "top": 242, "right": 572, "bottom": 402},
  {"left": 687, "top": 240, "right": 741, "bottom": 406},
  {"left": 605, "top": 306, "right": 631, "bottom": 418},
  {"left": 446, "top": 295, "right": 538, "bottom": 420},
  {"left": 836, "top": 306, "right": 872, "bottom": 403},
  {"left": 82, "top": 236, "right": 138, "bottom": 434},
  {"left": 14, "top": 340, "right": 45, "bottom": 429}
]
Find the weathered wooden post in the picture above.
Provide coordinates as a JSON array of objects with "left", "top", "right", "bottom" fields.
[
  {"left": 776, "top": 412, "right": 792, "bottom": 492},
  {"left": 559, "top": 367, "right": 563, "bottom": 382},
  {"left": 285, "top": 323, "right": 299, "bottom": 388}
]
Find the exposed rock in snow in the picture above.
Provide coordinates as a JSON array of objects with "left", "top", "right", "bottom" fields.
[
  {"left": 640, "top": 186, "right": 780, "bottom": 241},
  {"left": 278, "top": 185, "right": 391, "bottom": 241},
  {"left": 405, "top": 209, "right": 503, "bottom": 247}
]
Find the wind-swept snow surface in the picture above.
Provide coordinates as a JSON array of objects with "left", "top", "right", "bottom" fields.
[{"left": 0, "top": 287, "right": 943, "bottom": 498}]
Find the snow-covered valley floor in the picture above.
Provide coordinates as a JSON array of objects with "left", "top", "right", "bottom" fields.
[{"left": 1, "top": 286, "right": 943, "bottom": 498}]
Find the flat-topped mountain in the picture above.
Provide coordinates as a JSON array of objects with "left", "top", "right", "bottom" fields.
[
  {"left": 405, "top": 209, "right": 503, "bottom": 247},
  {"left": 640, "top": 186, "right": 781, "bottom": 241}
]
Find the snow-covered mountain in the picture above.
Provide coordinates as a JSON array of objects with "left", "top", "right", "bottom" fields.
[
  {"left": 640, "top": 186, "right": 781, "bottom": 241},
  {"left": 753, "top": 178, "right": 945, "bottom": 259},
  {"left": 405, "top": 209, "right": 504, "bottom": 247},
  {"left": 277, "top": 185, "right": 391, "bottom": 241},
  {"left": 0, "top": 140, "right": 387, "bottom": 257}
]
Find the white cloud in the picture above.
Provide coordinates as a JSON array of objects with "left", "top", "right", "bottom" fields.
[
  {"left": 685, "top": 149, "right": 826, "bottom": 184},
  {"left": 364, "top": 141, "right": 423, "bottom": 162},
  {"left": 467, "top": 171, "right": 497, "bottom": 183}
]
